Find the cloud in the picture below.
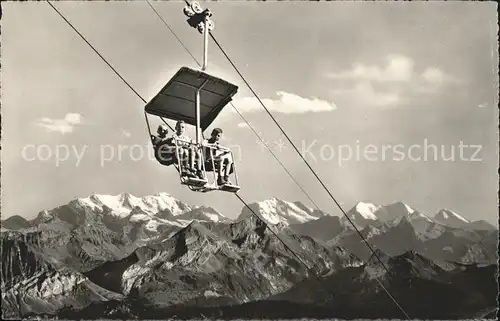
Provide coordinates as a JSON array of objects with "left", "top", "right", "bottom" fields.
[
  {"left": 332, "top": 81, "right": 400, "bottom": 108},
  {"left": 421, "top": 67, "right": 445, "bottom": 85},
  {"left": 232, "top": 91, "right": 337, "bottom": 114},
  {"left": 327, "top": 55, "right": 414, "bottom": 82},
  {"left": 327, "top": 54, "right": 455, "bottom": 90},
  {"left": 326, "top": 54, "right": 458, "bottom": 108},
  {"left": 420, "top": 66, "right": 460, "bottom": 87},
  {"left": 414, "top": 67, "right": 459, "bottom": 94},
  {"left": 34, "top": 113, "right": 83, "bottom": 134}
]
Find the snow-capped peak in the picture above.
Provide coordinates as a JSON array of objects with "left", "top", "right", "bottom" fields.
[
  {"left": 434, "top": 209, "right": 470, "bottom": 228},
  {"left": 341, "top": 202, "right": 381, "bottom": 229},
  {"left": 436, "top": 209, "right": 469, "bottom": 222},
  {"left": 74, "top": 192, "right": 191, "bottom": 217},
  {"left": 237, "top": 197, "right": 318, "bottom": 226},
  {"left": 407, "top": 210, "right": 434, "bottom": 223},
  {"left": 176, "top": 206, "right": 230, "bottom": 223},
  {"left": 342, "top": 201, "right": 422, "bottom": 229},
  {"left": 142, "top": 192, "right": 191, "bottom": 216},
  {"left": 353, "top": 202, "right": 381, "bottom": 220},
  {"left": 374, "top": 201, "right": 415, "bottom": 222}
]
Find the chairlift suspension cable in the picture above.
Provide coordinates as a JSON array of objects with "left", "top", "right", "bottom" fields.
[
  {"left": 45, "top": 0, "right": 175, "bottom": 141},
  {"left": 147, "top": 0, "right": 202, "bottom": 68},
  {"left": 45, "top": 1, "right": 147, "bottom": 106},
  {"left": 234, "top": 193, "right": 334, "bottom": 301},
  {"left": 45, "top": 1, "right": 410, "bottom": 318},
  {"left": 237, "top": 191, "right": 404, "bottom": 317},
  {"left": 209, "top": 31, "right": 410, "bottom": 319},
  {"left": 146, "top": 0, "right": 338, "bottom": 303},
  {"left": 200, "top": 10, "right": 413, "bottom": 319},
  {"left": 210, "top": 28, "right": 394, "bottom": 280},
  {"left": 144, "top": 112, "right": 154, "bottom": 143},
  {"left": 146, "top": 0, "right": 322, "bottom": 211},
  {"left": 149, "top": 2, "right": 410, "bottom": 318},
  {"left": 230, "top": 103, "right": 322, "bottom": 210},
  {"left": 148, "top": 0, "right": 337, "bottom": 302},
  {"left": 160, "top": 117, "right": 175, "bottom": 131}
]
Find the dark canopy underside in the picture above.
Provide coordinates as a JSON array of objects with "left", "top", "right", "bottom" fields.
[{"left": 145, "top": 67, "right": 239, "bottom": 132}]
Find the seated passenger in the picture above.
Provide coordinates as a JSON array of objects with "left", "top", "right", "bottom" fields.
[
  {"left": 166, "top": 120, "right": 198, "bottom": 178},
  {"left": 153, "top": 124, "right": 177, "bottom": 166},
  {"left": 151, "top": 124, "right": 169, "bottom": 146},
  {"left": 202, "top": 128, "right": 234, "bottom": 186}
]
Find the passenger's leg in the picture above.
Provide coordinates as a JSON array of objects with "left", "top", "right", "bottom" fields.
[
  {"left": 189, "top": 146, "right": 196, "bottom": 171},
  {"left": 216, "top": 159, "right": 225, "bottom": 185},
  {"left": 194, "top": 147, "right": 205, "bottom": 179},
  {"left": 177, "top": 147, "right": 183, "bottom": 166},
  {"left": 185, "top": 149, "right": 194, "bottom": 175},
  {"left": 223, "top": 157, "right": 233, "bottom": 184},
  {"left": 177, "top": 147, "right": 190, "bottom": 176},
  {"left": 184, "top": 148, "right": 191, "bottom": 168}
]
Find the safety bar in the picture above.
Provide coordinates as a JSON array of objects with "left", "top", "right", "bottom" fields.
[
  {"left": 171, "top": 137, "right": 238, "bottom": 189},
  {"left": 174, "top": 138, "right": 231, "bottom": 152}
]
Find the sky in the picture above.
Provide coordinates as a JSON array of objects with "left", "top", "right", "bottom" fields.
[{"left": 1, "top": 1, "right": 498, "bottom": 224}]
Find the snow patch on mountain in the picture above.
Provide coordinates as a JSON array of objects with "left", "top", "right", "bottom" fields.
[
  {"left": 31, "top": 210, "right": 53, "bottom": 226},
  {"left": 402, "top": 203, "right": 415, "bottom": 214},
  {"left": 419, "top": 222, "right": 446, "bottom": 241},
  {"left": 364, "top": 264, "right": 386, "bottom": 279},
  {"left": 434, "top": 209, "right": 470, "bottom": 228},
  {"left": 238, "top": 197, "right": 318, "bottom": 226},
  {"left": 437, "top": 209, "right": 469, "bottom": 222},
  {"left": 365, "top": 225, "right": 382, "bottom": 239},
  {"left": 408, "top": 211, "right": 433, "bottom": 222},
  {"left": 354, "top": 202, "right": 381, "bottom": 220},
  {"left": 443, "top": 246, "right": 454, "bottom": 253},
  {"left": 374, "top": 201, "right": 415, "bottom": 221},
  {"left": 129, "top": 213, "right": 152, "bottom": 223},
  {"left": 391, "top": 211, "right": 444, "bottom": 241},
  {"left": 176, "top": 206, "right": 231, "bottom": 223},
  {"left": 342, "top": 201, "right": 437, "bottom": 232},
  {"left": 75, "top": 192, "right": 191, "bottom": 218},
  {"left": 144, "top": 220, "right": 160, "bottom": 232},
  {"left": 204, "top": 290, "right": 221, "bottom": 297},
  {"left": 341, "top": 202, "right": 381, "bottom": 229}
]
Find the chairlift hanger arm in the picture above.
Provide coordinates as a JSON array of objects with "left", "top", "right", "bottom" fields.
[
  {"left": 195, "top": 78, "right": 210, "bottom": 144},
  {"left": 183, "top": 1, "right": 214, "bottom": 71}
]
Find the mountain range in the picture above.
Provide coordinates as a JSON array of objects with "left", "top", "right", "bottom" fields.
[{"left": 1, "top": 193, "right": 498, "bottom": 319}]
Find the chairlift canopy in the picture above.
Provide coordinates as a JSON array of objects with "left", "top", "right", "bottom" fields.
[{"left": 145, "top": 67, "right": 238, "bottom": 132}]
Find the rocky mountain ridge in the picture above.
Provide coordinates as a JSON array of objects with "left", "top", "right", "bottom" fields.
[{"left": 1, "top": 193, "right": 498, "bottom": 319}]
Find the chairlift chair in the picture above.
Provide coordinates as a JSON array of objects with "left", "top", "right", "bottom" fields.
[{"left": 144, "top": 66, "right": 240, "bottom": 193}]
